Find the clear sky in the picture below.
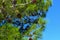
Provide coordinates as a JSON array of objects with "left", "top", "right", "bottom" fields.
[{"left": 43, "top": 0, "right": 60, "bottom": 40}]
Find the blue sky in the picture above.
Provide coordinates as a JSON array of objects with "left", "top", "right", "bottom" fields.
[{"left": 43, "top": 0, "right": 60, "bottom": 40}]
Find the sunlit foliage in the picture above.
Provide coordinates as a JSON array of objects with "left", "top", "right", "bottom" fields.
[{"left": 0, "top": 0, "right": 52, "bottom": 40}]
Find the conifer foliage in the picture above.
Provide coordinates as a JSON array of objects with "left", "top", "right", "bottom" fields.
[{"left": 0, "top": 0, "right": 52, "bottom": 40}]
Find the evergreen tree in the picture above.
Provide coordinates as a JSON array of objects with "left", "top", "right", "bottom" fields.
[{"left": 0, "top": 0, "right": 52, "bottom": 40}]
